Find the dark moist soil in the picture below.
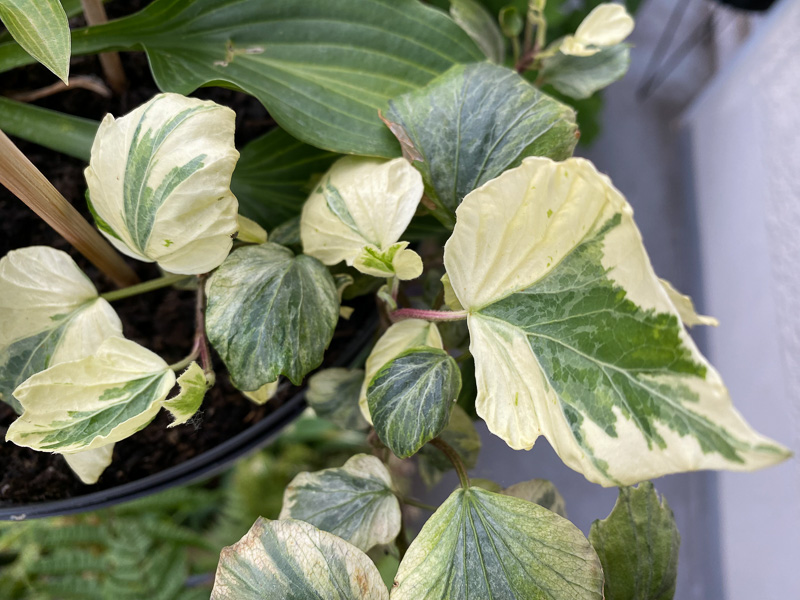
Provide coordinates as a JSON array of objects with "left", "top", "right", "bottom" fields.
[{"left": 0, "top": 2, "right": 366, "bottom": 505}]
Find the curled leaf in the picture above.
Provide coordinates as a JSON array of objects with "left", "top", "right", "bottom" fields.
[
  {"left": 560, "top": 3, "right": 634, "bottom": 57},
  {"left": 163, "top": 362, "right": 209, "bottom": 427}
]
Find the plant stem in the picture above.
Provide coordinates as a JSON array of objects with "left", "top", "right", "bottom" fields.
[
  {"left": 100, "top": 273, "right": 191, "bottom": 302},
  {"left": 80, "top": 0, "right": 127, "bottom": 94},
  {"left": 0, "top": 129, "right": 139, "bottom": 288},
  {"left": 429, "top": 438, "right": 470, "bottom": 489},
  {"left": 390, "top": 308, "right": 468, "bottom": 323},
  {"left": 194, "top": 275, "right": 214, "bottom": 377},
  {"left": 397, "top": 495, "right": 437, "bottom": 512}
]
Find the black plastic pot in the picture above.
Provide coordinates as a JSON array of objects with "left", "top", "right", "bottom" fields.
[{"left": 0, "top": 316, "right": 377, "bottom": 521}]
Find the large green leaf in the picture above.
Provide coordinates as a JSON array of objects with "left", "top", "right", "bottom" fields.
[
  {"left": 368, "top": 347, "right": 461, "bottom": 458},
  {"left": 0, "top": 0, "right": 483, "bottom": 157},
  {"left": 205, "top": 243, "right": 339, "bottom": 389},
  {"left": 0, "top": 0, "right": 70, "bottom": 82},
  {"left": 279, "top": 454, "right": 401, "bottom": 552},
  {"left": 391, "top": 486, "right": 604, "bottom": 599},
  {"left": 540, "top": 44, "right": 631, "bottom": 100},
  {"left": 444, "top": 156, "right": 790, "bottom": 485},
  {"left": 386, "top": 62, "right": 577, "bottom": 226},
  {"left": 212, "top": 517, "right": 388, "bottom": 600},
  {"left": 589, "top": 482, "right": 680, "bottom": 600}
]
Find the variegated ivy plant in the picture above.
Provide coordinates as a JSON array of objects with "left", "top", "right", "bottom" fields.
[{"left": 0, "top": 1, "right": 789, "bottom": 598}]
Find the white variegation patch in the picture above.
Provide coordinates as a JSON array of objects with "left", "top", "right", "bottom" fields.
[
  {"left": 358, "top": 319, "right": 443, "bottom": 424},
  {"left": 444, "top": 156, "right": 790, "bottom": 486},
  {"left": 659, "top": 278, "right": 719, "bottom": 327},
  {"left": 85, "top": 93, "right": 240, "bottom": 274},
  {"left": 560, "top": 3, "right": 634, "bottom": 57},
  {"left": 62, "top": 445, "right": 115, "bottom": 485},
  {"left": 300, "top": 156, "right": 423, "bottom": 280},
  {"left": 240, "top": 379, "right": 279, "bottom": 405}
]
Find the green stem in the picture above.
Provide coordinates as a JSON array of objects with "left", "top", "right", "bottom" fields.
[
  {"left": 397, "top": 495, "right": 437, "bottom": 512},
  {"left": 429, "top": 437, "right": 470, "bottom": 489},
  {"left": 100, "top": 273, "right": 192, "bottom": 302}
]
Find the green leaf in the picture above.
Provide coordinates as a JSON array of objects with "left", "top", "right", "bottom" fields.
[
  {"left": 450, "top": 0, "right": 505, "bottom": 64},
  {"left": 540, "top": 44, "right": 631, "bottom": 100},
  {"left": 392, "top": 486, "right": 604, "bottom": 599},
  {"left": 503, "top": 479, "right": 567, "bottom": 517},
  {"left": 0, "top": 0, "right": 483, "bottom": 157},
  {"left": 589, "top": 482, "right": 680, "bottom": 600},
  {"left": 306, "top": 368, "right": 369, "bottom": 431},
  {"left": 368, "top": 347, "right": 461, "bottom": 458},
  {"left": 211, "top": 517, "right": 388, "bottom": 600},
  {"left": 279, "top": 454, "right": 401, "bottom": 552},
  {"left": 386, "top": 62, "right": 577, "bottom": 226},
  {"left": 231, "top": 128, "right": 338, "bottom": 230},
  {"left": 163, "top": 362, "right": 209, "bottom": 427},
  {"left": 0, "top": 0, "right": 70, "bottom": 82},
  {"left": 444, "top": 156, "right": 790, "bottom": 485},
  {"left": 418, "top": 404, "right": 480, "bottom": 487},
  {"left": 205, "top": 243, "right": 339, "bottom": 389}
]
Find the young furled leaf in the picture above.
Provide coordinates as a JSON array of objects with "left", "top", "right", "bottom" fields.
[
  {"left": 0, "top": 0, "right": 70, "bottom": 82},
  {"left": 61, "top": 444, "right": 116, "bottom": 486},
  {"left": 541, "top": 44, "right": 631, "bottom": 100},
  {"left": 85, "top": 93, "right": 239, "bottom": 274},
  {"left": 385, "top": 62, "right": 577, "bottom": 227},
  {"left": 211, "top": 517, "right": 388, "bottom": 600},
  {"left": 300, "top": 156, "right": 423, "bottom": 280},
  {"left": 205, "top": 243, "right": 339, "bottom": 389},
  {"left": 391, "top": 487, "right": 603, "bottom": 600},
  {"left": 7, "top": 336, "right": 175, "bottom": 453},
  {"left": 503, "top": 479, "right": 567, "bottom": 518},
  {"left": 163, "top": 362, "right": 209, "bottom": 427},
  {"left": 417, "top": 404, "right": 480, "bottom": 487},
  {"left": 444, "top": 156, "right": 790, "bottom": 486},
  {"left": 279, "top": 454, "right": 401, "bottom": 552},
  {"left": 307, "top": 368, "right": 369, "bottom": 431},
  {"left": 590, "top": 482, "right": 680, "bottom": 600},
  {"left": 560, "top": 3, "right": 634, "bottom": 57},
  {"left": 358, "top": 319, "right": 443, "bottom": 423},
  {"left": 367, "top": 347, "right": 461, "bottom": 458},
  {"left": 450, "top": 0, "right": 505, "bottom": 64}
]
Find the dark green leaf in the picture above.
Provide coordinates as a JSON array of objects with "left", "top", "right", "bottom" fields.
[
  {"left": 540, "top": 44, "right": 631, "bottom": 100},
  {"left": 205, "top": 243, "right": 339, "bottom": 388}
]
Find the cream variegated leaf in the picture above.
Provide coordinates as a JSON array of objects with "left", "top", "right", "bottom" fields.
[
  {"left": 279, "top": 454, "right": 401, "bottom": 552},
  {"left": 211, "top": 517, "right": 388, "bottom": 600},
  {"left": 0, "top": 247, "right": 122, "bottom": 414},
  {"left": 62, "top": 445, "right": 115, "bottom": 485},
  {"left": 300, "top": 156, "right": 423, "bottom": 280},
  {"left": 163, "top": 361, "right": 209, "bottom": 427},
  {"left": 358, "top": 319, "right": 443, "bottom": 424},
  {"left": 659, "top": 278, "right": 719, "bottom": 328},
  {"left": 236, "top": 214, "right": 268, "bottom": 244},
  {"left": 444, "top": 156, "right": 790, "bottom": 486},
  {"left": 7, "top": 336, "right": 175, "bottom": 453},
  {"left": 85, "top": 93, "right": 240, "bottom": 274},
  {"left": 240, "top": 380, "right": 279, "bottom": 405},
  {"left": 560, "top": 3, "right": 634, "bottom": 57}
]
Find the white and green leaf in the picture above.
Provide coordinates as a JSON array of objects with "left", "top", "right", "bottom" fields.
[
  {"left": 307, "top": 368, "right": 369, "bottom": 431},
  {"left": 385, "top": 62, "right": 577, "bottom": 226},
  {"left": 300, "top": 156, "right": 423, "bottom": 280},
  {"left": 358, "top": 319, "right": 443, "bottom": 423},
  {"left": 503, "top": 479, "right": 567, "bottom": 517},
  {"left": 211, "top": 517, "right": 388, "bottom": 600},
  {"left": 205, "top": 243, "right": 339, "bottom": 389},
  {"left": 367, "top": 347, "right": 461, "bottom": 458},
  {"left": 541, "top": 43, "right": 631, "bottom": 100},
  {"left": 418, "top": 404, "right": 480, "bottom": 487},
  {"left": 0, "top": 247, "right": 122, "bottom": 414},
  {"left": 0, "top": 0, "right": 70, "bottom": 82},
  {"left": 444, "top": 156, "right": 790, "bottom": 486},
  {"left": 85, "top": 93, "right": 240, "bottom": 274},
  {"left": 240, "top": 380, "right": 279, "bottom": 406},
  {"left": 659, "top": 279, "right": 718, "bottom": 328},
  {"left": 7, "top": 336, "right": 175, "bottom": 453},
  {"left": 163, "top": 362, "right": 209, "bottom": 427},
  {"left": 392, "top": 486, "right": 604, "bottom": 600},
  {"left": 450, "top": 0, "right": 505, "bottom": 64},
  {"left": 559, "top": 3, "right": 634, "bottom": 57},
  {"left": 590, "top": 482, "right": 680, "bottom": 600},
  {"left": 279, "top": 454, "right": 401, "bottom": 552}
]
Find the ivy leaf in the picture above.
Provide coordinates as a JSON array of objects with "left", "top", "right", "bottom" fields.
[
  {"left": 385, "top": 62, "right": 577, "bottom": 226},
  {"left": 540, "top": 44, "right": 631, "bottom": 100},
  {"left": 503, "top": 479, "right": 567, "bottom": 517},
  {"left": 163, "top": 362, "right": 209, "bottom": 427},
  {"left": 0, "top": 247, "right": 122, "bottom": 414},
  {"left": 205, "top": 243, "right": 339, "bottom": 389},
  {"left": 213, "top": 518, "right": 387, "bottom": 600},
  {"left": 0, "top": 0, "right": 70, "bottom": 82},
  {"left": 444, "top": 156, "right": 790, "bottom": 485},
  {"left": 418, "top": 404, "right": 480, "bottom": 487},
  {"left": 279, "top": 454, "right": 401, "bottom": 552},
  {"left": 589, "top": 482, "right": 680, "bottom": 600},
  {"left": 391, "top": 486, "right": 604, "bottom": 599},
  {"left": 239, "top": 380, "right": 279, "bottom": 406},
  {"left": 85, "top": 93, "right": 240, "bottom": 275},
  {"left": 307, "top": 368, "right": 369, "bottom": 431},
  {"left": 450, "top": 0, "right": 505, "bottom": 64},
  {"left": 6, "top": 336, "right": 175, "bottom": 453},
  {"left": 61, "top": 444, "right": 115, "bottom": 486},
  {"left": 368, "top": 347, "right": 461, "bottom": 458}
]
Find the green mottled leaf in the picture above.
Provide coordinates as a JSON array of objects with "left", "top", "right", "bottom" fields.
[
  {"left": 368, "top": 347, "right": 461, "bottom": 458},
  {"left": 0, "top": 0, "right": 483, "bottom": 158},
  {"left": 444, "top": 156, "right": 790, "bottom": 485},
  {"left": 279, "top": 454, "right": 400, "bottom": 552},
  {"left": 503, "top": 479, "right": 567, "bottom": 517},
  {"left": 0, "top": 0, "right": 69, "bottom": 82},
  {"left": 211, "top": 517, "right": 387, "bottom": 600},
  {"left": 450, "top": 0, "right": 505, "bottom": 63},
  {"left": 540, "top": 44, "right": 631, "bottom": 100},
  {"left": 590, "top": 482, "right": 680, "bottom": 600},
  {"left": 205, "top": 243, "right": 339, "bottom": 389},
  {"left": 386, "top": 62, "right": 577, "bottom": 226},
  {"left": 392, "top": 486, "right": 604, "bottom": 599},
  {"left": 163, "top": 362, "right": 208, "bottom": 427},
  {"left": 306, "top": 368, "right": 369, "bottom": 431},
  {"left": 418, "top": 404, "right": 480, "bottom": 487}
]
